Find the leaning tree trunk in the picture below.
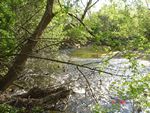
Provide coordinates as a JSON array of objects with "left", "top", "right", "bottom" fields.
[{"left": 0, "top": 0, "right": 55, "bottom": 91}]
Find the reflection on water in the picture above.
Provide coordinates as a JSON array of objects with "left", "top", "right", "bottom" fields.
[{"left": 69, "top": 46, "right": 111, "bottom": 58}]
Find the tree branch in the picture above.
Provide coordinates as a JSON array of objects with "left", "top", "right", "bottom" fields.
[
  {"left": 77, "top": 66, "right": 98, "bottom": 103},
  {"left": 81, "top": 0, "right": 93, "bottom": 21}
]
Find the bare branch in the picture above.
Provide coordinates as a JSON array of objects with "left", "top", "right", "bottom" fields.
[
  {"left": 33, "top": 42, "right": 61, "bottom": 53},
  {"left": 77, "top": 66, "right": 99, "bottom": 103},
  {"left": 68, "top": 13, "right": 95, "bottom": 37},
  {"left": 81, "top": 0, "right": 93, "bottom": 21},
  {"left": 88, "top": 0, "right": 99, "bottom": 10},
  {"left": 81, "top": 0, "right": 99, "bottom": 21}
]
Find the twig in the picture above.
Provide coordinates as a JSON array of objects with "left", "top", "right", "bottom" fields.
[
  {"left": 33, "top": 42, "right": 61, "bottom": 53},
  {"left": 68, "top": 13, "right": 95, "bottom": 38},
  {"left": 88, "top": 0, "right": 99, "bottom": 10},
  {"left": 80, "top": 0, "right": 93, "bottom": 21},
  {"left": 21, "top": 7, "right": 44, "bottom": 27},
  {"left": 77, "top": 66, "right": 99, "bottom": 103},
  {"left": 17, "top": 25, "right": 32, "bottom": 35}
]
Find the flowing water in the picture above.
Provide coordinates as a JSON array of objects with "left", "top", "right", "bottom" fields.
[
  {"left": 17, "top": 47, "right": 150, "bottom": 113},
  {"left": 60, "top": 47, "right": 150, "bottom": 113}
]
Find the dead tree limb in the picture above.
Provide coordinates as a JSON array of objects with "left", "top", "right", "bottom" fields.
[{"left": 76, "top": 66, "right": 98, "bottom": 103}]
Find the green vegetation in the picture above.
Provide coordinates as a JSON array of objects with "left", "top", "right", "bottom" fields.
[
  {"left": 0, "top": 0, "right": 150, "bottom": 112},
  {"left": 1, "top": 0, "right": 150, "bottom": 55},
  {"left": 0, "top": 0, "right": 16, "bottom": 56},
  {"left": 0, "top": 104, "right": 44, "bottom": 113},
  {"left": 0, "top": 104, "right": 18, "bottom": 113},
  {"left": 85, "top": 2, "right": 150, "bottom": 51},
  {"left": 113, "top": 74, "right": 150, "bottom": 108}
]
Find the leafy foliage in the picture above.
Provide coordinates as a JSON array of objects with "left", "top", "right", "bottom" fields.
[
  {"left": 0, "top": 104, "right": 19, "bottom": 113},
  {"left": 121, "top": 74, "right": 150, "bottom": 108},
  {"left": 85, "top": 2, "right": 150, "bottom": 51},
  {"left": 0, "top": 0, "right": 16, "bottom": 56},
  {"left": 0, "top": 104, "right": 44, "bottom": 113}
]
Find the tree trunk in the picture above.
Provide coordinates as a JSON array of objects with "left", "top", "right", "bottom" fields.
[{"left": 0, "top": 0, "right": 55, "bottom": 91}]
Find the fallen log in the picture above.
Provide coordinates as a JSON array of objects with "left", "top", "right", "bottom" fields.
[{"left": 2, "top": 86, "right": 72, "bottom": 111}]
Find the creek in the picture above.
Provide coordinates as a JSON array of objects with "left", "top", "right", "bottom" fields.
[
  {"left": 65, "top": 48, "right": 150, "bottom": 113},
  {"left": 16, "top": 46, "right": 150, "bottom": 113}
]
